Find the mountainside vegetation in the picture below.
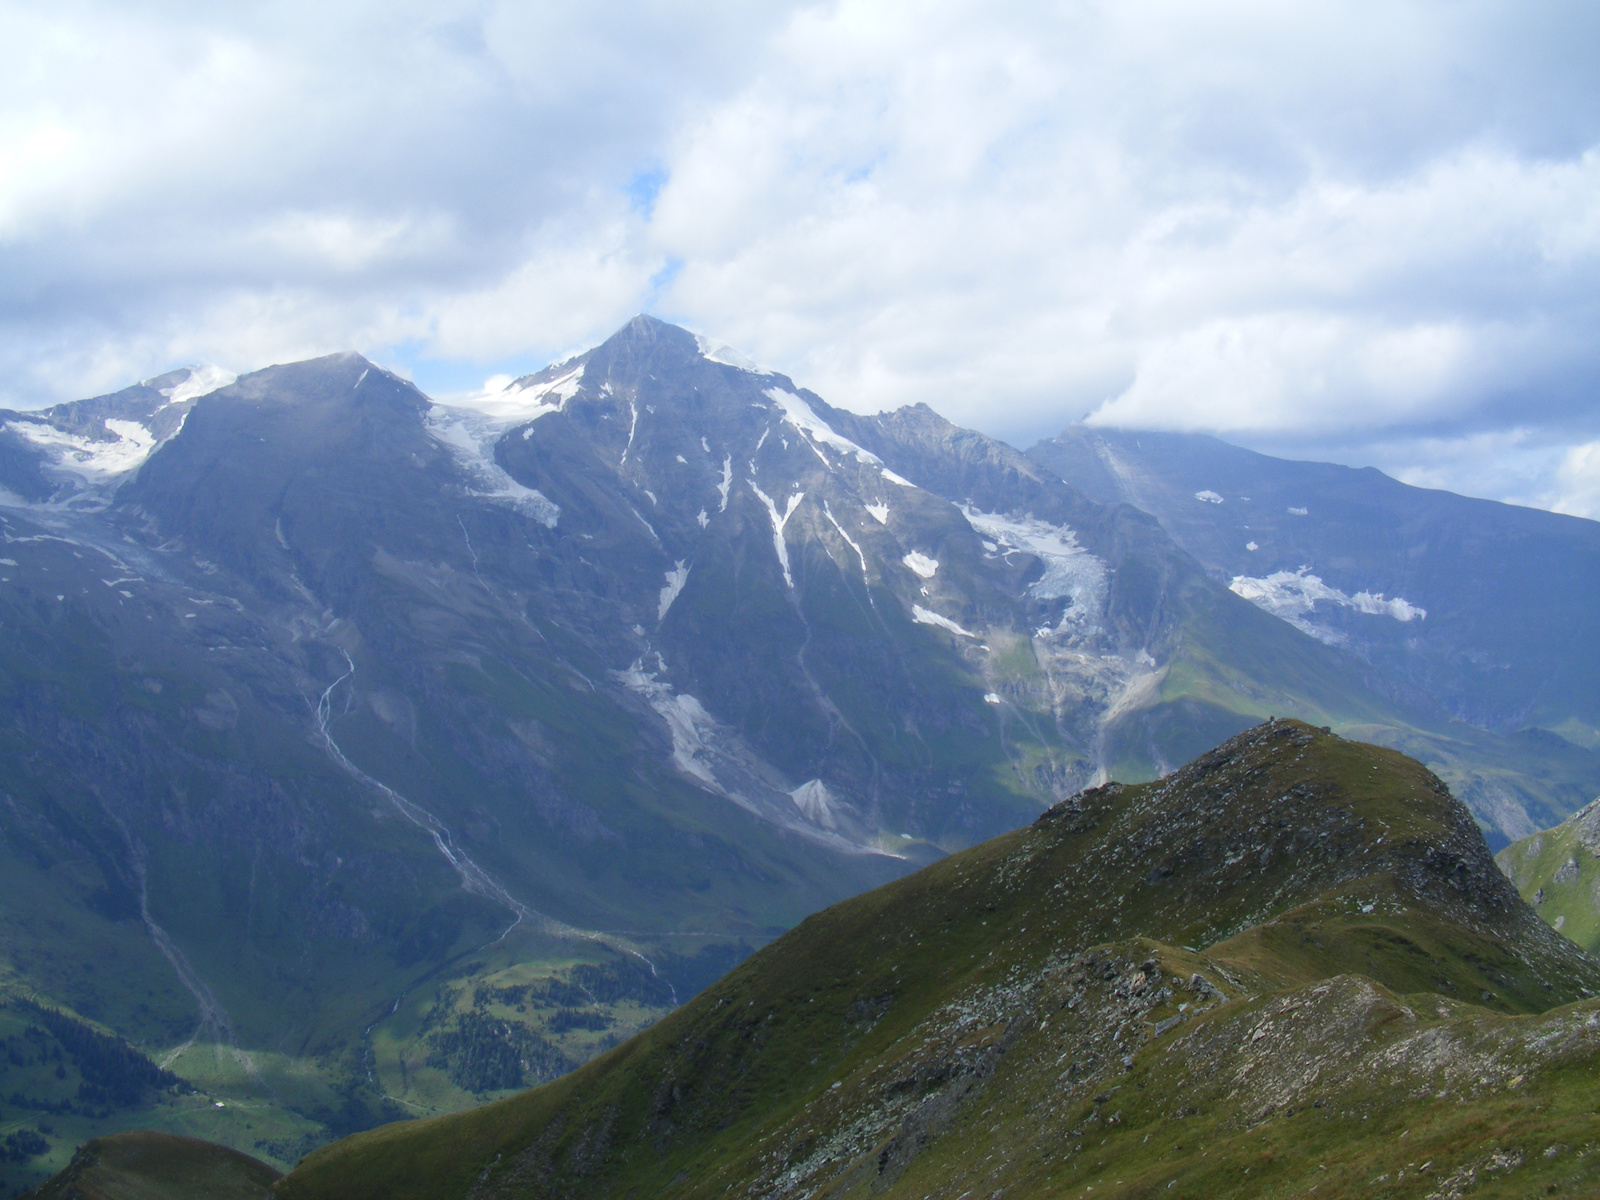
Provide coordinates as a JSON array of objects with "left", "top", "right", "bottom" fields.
[
  {"left": 1499, "top": 800, "right": 1600, "bottom": 956},
  {"left": 272, "top": 720, "right": 1600, "bottom": 1200}
]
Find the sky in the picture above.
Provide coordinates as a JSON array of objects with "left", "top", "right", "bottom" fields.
[{"left": 3, "top": 0, "right": 1599, "bottom": 514}]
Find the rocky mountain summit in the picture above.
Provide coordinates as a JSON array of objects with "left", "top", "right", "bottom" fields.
[{"left": 270, "top": 721, "right": 1600, "bottom": 1200}]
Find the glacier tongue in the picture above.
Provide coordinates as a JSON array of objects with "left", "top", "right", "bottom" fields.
[
  {"left": 960, "top": 506, "right": 1108, "bottom": 635},
  {"left": 8, "top": 417, "right": 158, "bottom": 485},
  {"left": 426, "top": 407, "right": 560, "bottom": 527}
]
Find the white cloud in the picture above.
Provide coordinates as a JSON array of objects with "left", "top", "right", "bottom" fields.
[
  {"left": 1549, "top": 442, "right": 1600, "bottom": 520},
  {"left": 4, "top": 0, "right": 1600, "bottom": 515},
  {"left": 644, "top": 5, "right": 1600, "bottom": 454}
]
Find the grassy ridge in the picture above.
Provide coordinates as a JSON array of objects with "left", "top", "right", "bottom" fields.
[{"left": 273, "top": 720, "right": 1600, "bottom": 1200}]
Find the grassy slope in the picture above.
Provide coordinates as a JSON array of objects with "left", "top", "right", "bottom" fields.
[
  {"left": 1498, "top": 800, "right": 1600, "bottom": 954},
  {"left": 273, "top": 720, "right": 1600, "bottom": 1200}
]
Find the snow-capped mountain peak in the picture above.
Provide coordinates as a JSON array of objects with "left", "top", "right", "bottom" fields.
[{"left": 154, "top": 363, "right": 236, "bottom": 406}]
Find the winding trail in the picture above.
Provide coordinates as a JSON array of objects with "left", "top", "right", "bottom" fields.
[
  {"left": 313, "top": 649, "right": 674, "bottom": 996},
  {"left": 129, "top": 853, "right": 260, "bottom": 1083},
  {"left": 316, "top": 650, "right": 529, "bottom": 937}
]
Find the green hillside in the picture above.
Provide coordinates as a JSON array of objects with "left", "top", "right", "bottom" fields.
[
  {"left": 263, "top": 720, "right": 1600, "bottom": 1200},
  {"left": 1497, "top": 799, "right": 1600, "bottom": 954}
]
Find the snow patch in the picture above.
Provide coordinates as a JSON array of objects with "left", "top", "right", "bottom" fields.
[
  {"left": 425, "top": 408, "right": 560, "bottom": 527},
  {"left": 1195, "top": 490, "right": 1224, "bottom": 504},
  {"left": 902, "top": 551, "right": 938, "bottom": 579},
  {"left": 824, "top": 502, "right": 872, "bottom": 601},
  {"left": 1246, "top": 541, "right": 1259, "bottom": 551},
  {"left": 717, "top": 456, "right": 733, "bottom": 511},
  {"left": 1230, "top": 567, "right": 1426, "bottom": 641},
  {"left": 622, "top": 399, "right": 640, "bottom": 464},
  {"left": 697, "top": 508, "right": 709, "bottom": 528},
  {"left": 1288, "top": 506, "right": 1308, "bottom": 516},
  {"left": 694, "top": 334, "right": 770, "bottom": 373},
  {"left": 658, "top": 560, "right": 690, "bottom": 621},
  {"left": 881, "top": 468, "right": 916, "bottom": 488},
  {"left": 865, "top": 503, "right": 889, "bottom": 524},
  {"left": 628, "top": 504, "right": 661, "bottom": 544},
  {"left": 751, "top": 484, "right": 804, "bottom": 587},
  {"left": 983, "top": 693, "right": 1002, "bottom": 704},
  {"left": 912, "top": 605, "right": 975, "bottom": 637},
  {"left": 764, "top": 387, "right": 881, "bottom": 466}
]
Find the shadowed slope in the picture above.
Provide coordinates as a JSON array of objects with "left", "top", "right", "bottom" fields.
[{"left": 26, "top": 1130, "right": 278, "bottom": 1200}]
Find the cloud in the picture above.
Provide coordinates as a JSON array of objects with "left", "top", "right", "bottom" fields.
[
  {"left": 4, "top": 0, "right": 1600, "bottom": 513},
  {"left": 0, "top": 0, "right": 792, "bottom": 399},
  {"left": 1549, "top": 441, "right": 1600, "bottom": 520},
  {"left": 643, "top": 3, "right": 1600, "bottom": 452}
]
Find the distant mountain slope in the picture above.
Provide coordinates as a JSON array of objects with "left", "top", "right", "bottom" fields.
[
  {"left": 1029, "top": 426, "right": 1600, "bottom": 738},
  {"left": 1029, "top": 425, "right": 1600, "bottom": 839},
  {"left": 271, "top": 721, "right": 1600, "bottom": 1200},
  {"left": 1498, "top": 800, "right": 1600, "bottom": 955},
  {"left": 0, "top": 318, "right": 1592, "bottom": 1183},
  {"left": 487, "top": 318, "right": 1430, "bottom": 824}
]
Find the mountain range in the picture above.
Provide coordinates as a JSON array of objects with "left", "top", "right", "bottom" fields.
[
  {"left": 1030, "top": 426, "right": 1600, "bottom": 842},
  {"left": 0, "top": 316, "right": 1596, "bottom": 1189}
]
